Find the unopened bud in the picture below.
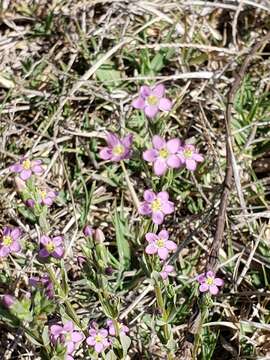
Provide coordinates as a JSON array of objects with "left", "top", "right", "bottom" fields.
[
  {"left": 15, "top": 177, "right": 26, "bottom": 192},
  {"left": 25, "top": 199, "right": 35, "bottom": 208},
  {"left": 2, "top": 294, "right": 15, "bottom": 309},
  {"left": 94, "top": 228, "right": 105, "bottom": 243},
  {"left": 83, "top": 225, "right": 93, "bottom": 237}
]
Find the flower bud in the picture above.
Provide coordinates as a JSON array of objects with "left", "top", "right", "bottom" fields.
[
  {"left": 2, "top": 294, "right": 15, "bottom": 309},
  {"left": 94, "top": 228, "right": 105, "bottom": 243},
  {"left": 83, "top": 225, "right": 93, "bottom": 237},
  {"left": 25, "top": 199, "right": 35, "bottom": 208},
  {"left": 15, "top": 177, "right": 26, "bottom": 192}
]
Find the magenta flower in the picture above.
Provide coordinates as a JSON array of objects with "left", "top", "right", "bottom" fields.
[
  {"left": 50, "top": 321, "right": 84, "bottom": 357},
  {"left": 86, "top": 326, "right": 110, "bottom": 353},
  {"left": 177, "top": 144, "right": 204, "bottom": 171},
  {"left": 197, "top": 271, "right": 224, "bottom": 295},
  {"left": 143, "top": 136, "right": 181, "bottom": 176},
  {"left": 39, "top": 235, "right": 64, "bottom": 259},
  {"left": 139, "top": 190, "right": 174, "bottom": 225},
  {"left": 145, "top": 230, "right": 177, "bottom": 260},
  {"left": 38, "top": 188, "right": 57, "bottom": 206},
  {"left": 0, "top": 227, "right": 21, "bottom": 257},
  {"left": 83, "top": 225, "right": 93, "bottom": 237},
  {"left": 160, "top": 265, "right": 175, "bottom": 280},
  {"left": 2, "top": 294, "right": 16, "bottom": 309},
  {"left": 10, "top": 158, "right": 43, "bottom": 180},
  {"left": 99, "top": 133, "right": 133, "bottom": 162},
  {"left": 106, "top": 320, "right": 129, "bottom": 336},
  {"left": 29, "top": 275, "right": 54, "bottom": 299},
  {"left": 132, "top": 84, "right": 172, "bottom": 118}
]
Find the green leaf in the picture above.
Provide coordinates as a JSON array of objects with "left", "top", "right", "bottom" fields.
[
  {"left": 95, "top": 58, "right": 122, "bottom": 89},
  {"left": 113, "top": 207, "right": 131, "bottom": 269},
  {"left": 105, "top": 350, "right": 118, "bottom": 360},
  {"left": 120, "top": 333, "right": 131, "bottom": 356}
]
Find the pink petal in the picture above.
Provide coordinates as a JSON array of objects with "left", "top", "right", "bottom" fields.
[
  {"left": 152, "top": 135, "right": 166, "bottom": 150},
  {"left": 53, "top": 236, "right": 63, "bottom": 246},
  {"left": 186, "top": 159, "right": 197, "bottom": 171},
  {"left": 99, "top": 329, "right": 108, "bottom": 337},
  {"left": 0, "top": 246, "right": 10, "bottom": 257},
  {"left": 20, "top": 169, "right": 32, "bottom": 180},
  {"left": 89, "top": 329, "right": 97, "bottom": 336},
  {"left": 196, "top": 274, "right": 206, "bottom": 283},
  {"left": 139, "top": 203, "right": 151, "bottom": 215},
  {"left": 206, "top": 271, "right": 214, "bottom": 278},
  {"left": 165, "top": 240, "right": 177, "bottom": 251},
  {"left": 209, "top": 285, "right": 219, "bottom": 295},
  {"left": 86, "top": 336, "right": 95, "bottom": 346},
  {"left": 158, "top": 230, "right": 169, "bottom": 240},
  {"left": 145, "top": 233, "right": 158, "bottom": 243},
  {"left": 106, "top": 133, "right": 119, "bottom": 147},
  {"left": 143, "top": 190, "right": 156, "bottom": 202},
  {"left": 214, "top": 278, "right": 224, "bottom": 286},
  {"left": 11, "top": 228, "right": 21, "bottom": 240},
  {"left": 99, "top": 147, "right": 112, "bottom": 160},
  {"left": 63, "top": 321, "right": 74, "bottom": 332},
  {"left": 152, "top": 84, "right": 165, "bottom": 98},
  {"left": 10, "top": 241, "right": 21, "bottom": 253},
  {"left": 164, "top": 265, "right": 174, "bottom": 273},
  {"left": 95, "top": 342, "right": 104, "bottom": 353},
  {"left": 154, "top": 159, "right": 167, "bottom": 176},
  {"left": 177, "top": 152, "right": 185, "bottom": 163},
  {"left": 152, "top": 211, "right": 164, "bottom": 225},
  {"left": 66, "top": 342, "right": 75, "bottom": 354},
  {"left": 53, "top": 247, "right": 64, "bottom": 258},
  {"left": 193, "top": 153, "right": 204, "bottom": 162},
  {"left": 43, "top": 198, "right": 53, "bottom": 206},
  {"left": 32, "top": 165, "right": 43, "bottom": 174},
  {"left": 145, "top": 243, "right": 157, "bottom": 255},
  {"left": 10, "top": 164, "right": 23, "bottom": 173},
  {"left": 122, "top": 134, "right": 133, "bottom": 148},
  {"left": 71, "top": 331, "right": 84, "bottom": 343},
  {"left": 140, "top": 85, "right": 151, "bottom": 98},
  {"left": 159, "top": 98, "right": 172, "bottom": 111},
  {"left": 158, "top": 247, "right": 169, "bottom": 260},
  {"left": 157, "top": 191, "right": 169, "bottom": 201},
  {"left": 50, "top": 325, "right": 63, "bottom": 338},
  {"left": 199, "top": 284, "right": 209, "bottom": 292},
  {"left": 167, "top": 154, "right": 181, "bottom": 168},
  {"left": 40, "top": 235, "right": 50, "bottom": 245},
  {"left": 39, "top": 248, "right": 49, "bottom": 257},
  {"left": 132, "top": 97, "right": 145, "bottom": 109},
  {"left": 160, "top": 271, "right": 168, "bottom": 280},
  {"left": 166, "top": 139, "right": 180, "bottom": 153},
  {"left": 143, "top": 149, "right": 158, "bottom": 162},
  {"left": 161, "top": 201, "right": 174, "bottom": 214},
  {"left": 144, "top": 105, "right": 158, "bottom": 118}
]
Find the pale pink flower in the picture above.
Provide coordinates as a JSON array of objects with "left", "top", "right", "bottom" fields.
[
  {"left": 10, "top": 158, "right": 43, "bottom": 180},
  {"left": 143, "top": 135, "right": 181, "bottom": 176},
  {"left": 0, "top": 227, "right": 21, "bottom": 257},
  {"left": 132, "top": 84, "right": 172, "bottom": 118},
  {"left": 197, "top": 271, "right": 224, "bottom": 295},
  {"left": 50, "top": 321, "right": 84, "bottom": 356},
  {"left": 86, "top": 326, "right": 110, "bottom": 353},
  {"left": 39, "top": 235, "right": 64, "bottom": 259},
  {"left": 99, "top": 133, "right": 133, "bottom": 162},
  {"left": 177, "top": 144, "right": 204, "bottom": 171},
  {"left": 160, "top": 265, "right": 175, "bottom": 280},
  {"left": 139, "top": 190, "right": 174, "bottom": 225},
  {"left": 145, "top": 230, "right": 177, "bottom": 260},
  {"left": 38, "top": 188, "right": 57, "bottom": 206},
  {"left": 106, "top": 320, "right": 129, "bottom": 336}
]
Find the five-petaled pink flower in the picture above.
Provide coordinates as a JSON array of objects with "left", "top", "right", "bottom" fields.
[
  {"left": 132, "top": 84, "right": 172, "bottom": 118},
  {"left": 50, "top": 320, "right": 84, "bottom": 359},
  {"left": 39, "top": 235, "right": 64, "bottom": 259},
  {"left": 177, "top": 144, "right": 204, "bottom": 171},
  {"left": 143, "top": 135, "right": 181, "bottom": 176},
  {"left": 10, "top": 158, "right": 44, "bottom": 180},
  {"left": 0, "top": 227, "right": 21, "bottom": 257},
  {"left": 86, "top": 326, "right": 110, "bottom": 353},
  {"left": 139, "top": 190, "right": 174, "bottom": 225},
  {"left": 107, "top": 320, "right": 129, "bottom": 336},
  {"left": 99, "top": 133, "right": 133, "bottom": 162},
  {"left": 145, "top": 230, "right": 177, "bottom": 260},
  {"left": 197, "top": 271, "right": 224, "bottom": 295},
  {"left": 38, "top": 188, "right": 57, "bottom": 206},
  {"left": 160, "top": 265, "right": 175, "bottom": 280}
]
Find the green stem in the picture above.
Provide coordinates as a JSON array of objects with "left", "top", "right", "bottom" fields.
[{"left": 120, "top": 161, "right": 140, "bottom": 210}]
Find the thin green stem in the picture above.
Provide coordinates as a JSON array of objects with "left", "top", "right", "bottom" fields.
[{"left": 120, "top": 161, "right": 140, "bottom": 210}]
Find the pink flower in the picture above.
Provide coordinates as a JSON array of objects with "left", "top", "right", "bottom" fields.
[
  {"left": 143, "top": 136, "right": 181, "bottom": 176},
  {"left": 160, "top": 265, "right": 175, "bottom": 280},
  {"left": 38, "top": 188, "right": 57, "bottom": 206},
  {"left": 145, "top": 230, "right": 177, "bottom": 260},
  {"left": 197, "top": 271, "right": 224, "bottom": 295},
  {"left": 177, "top": 144, "right": 204, "bottom": 171},
  {"left": 0, "top": 227, "right": 21, "bottom": 257},
  {"left": 39, "top": 235, "right": 64, "bottom": 259},
  {"left": 99, "top": 133, "right": 133, "bottom": 162},
  {"left": 50, "top": 321, "right": 84, "bottom": 356},
  {"left": 10, "top": 158, "right": 44, "bottom": 180},
  {"left": 29, "top": 275, "right": 54, "bottom": 299},
  {"left": 139, "top": 190, "right": 174, "bottom": 225},
  {"left": 132, "top": 84, "right": 172, "bottom": 118},
  {"left": 86, "top": 326, "right": 110, "bottom": 353},
  {"left": 106, "top": 320, "right": 129, "bottom": 336}
]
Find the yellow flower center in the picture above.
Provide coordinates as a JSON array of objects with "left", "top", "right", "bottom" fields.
[
  {"left": 183, "top": 148, "right": 193, "bottom": 158},
  {"left": 159, "top": 148, "right": 169, "bottom": 159},
  {"left": 147, "top": 95, "right": 158, "bottom": 106},
  {"left": 22, "top": 159, "right": 31, "bottom": 170},
  {"left": 112, "top": 144, "right": 125, "bottom": 156},
  {"left": 95, "top": 334, "right": 103, "bottom": 343},
  {"left": 156, "top": 239, "right": 165, "bottom": 248},
  {"left": 206, "top": 277, "right": 214, "bottom": 285},
  {"left": 151, "top": 199, "right": 161, "bottom": 211},
  {"left": 45, "top": 241, "right": 55, "bottom": 253},
  {"left": 39, "top": 190, "right": 47, "bottom": 200},
  {"left": 3, "top": 235, "right": 13, "bottom": 246}
]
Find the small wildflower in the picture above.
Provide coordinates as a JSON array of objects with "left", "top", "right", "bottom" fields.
[
  {"left": 25, "top": 199, "right": 35, "bottom": 208},
  {"left": 39, "top": 235, "right": 64, "bottom": 259},
  {"left": 50, "top": 321, "right": 84, "bottom": 357},
  {"left": 2, "top": 294, "right": 16, "bottom": 309},
  {"left": 86, "top": 326, "right": 110, "bottom": 353},
  {"left": 83, "top": 225, "right": 93, "bottom": 237},
  {"left": 145, "top": 230, "right": 177, "bottom": 260},
  {"left": 0, "top": 226, "right": 21, "bottom": 257},
  {"left": 10, "top": 158, "right": 43, "bottom": 180},
  {"left": 29, "top": 275, "right": 54, "bottom": 299},
  {"left": 177, "top": 144, "right": 204, "bottom": 171},
  {"left": 132, "top": 84, "right": 172, "bottom": 118},
  {"left": 160, "top": 265, "right": 175, "bottom": 280},
  {"left": 139, "top": 190, "right": 174, "bottom": 225},
  {"left": 38, "top": 188, "right": 57, "bottom": 206},
  {"left": 143, "top": 135, "right": 181, "bottom": 176},
  {"left": 99, "top": 133, "right": 133, "bottom": 162},
  {"left": 106, "top": 320, "right": 129, "bottom": 336},
  {"left": 196, "top": 271, "right": 224, "bottom": 295}
]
